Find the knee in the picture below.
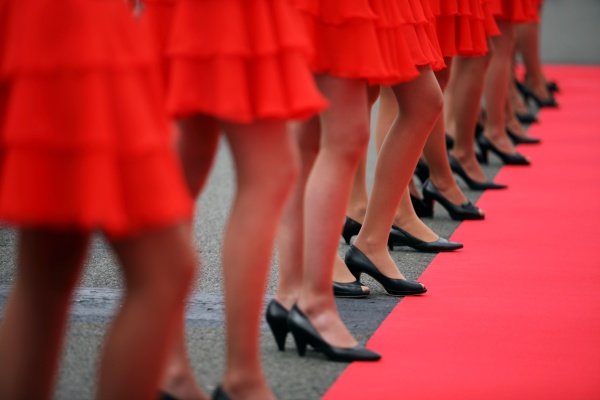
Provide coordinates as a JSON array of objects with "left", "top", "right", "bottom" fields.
[
  {"left": 323, "top": 120, "right": 370, "bottom": 164},
  {"left": 417, "top": 83, "right": 444, "bottom": 124},
  {"left": 253, "top": 149, "right": 301, "bottom": 204}
]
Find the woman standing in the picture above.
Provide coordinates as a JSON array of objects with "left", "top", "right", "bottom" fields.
[{"left": 0, "top": 1, "right": 197, "bottom": 398}]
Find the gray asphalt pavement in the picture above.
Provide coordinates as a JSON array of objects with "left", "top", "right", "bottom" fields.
[{"left": 1, "top": 1, "right": 598, "bottom": 399}]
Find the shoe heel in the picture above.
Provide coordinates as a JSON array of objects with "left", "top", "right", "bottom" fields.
[
  {"left": 341, "top": 230, "right": 353, "bottom": 245},
  {"left": 476, "top": 147, "right": 489, "bottom": 165},
  {"left": 418, "top": 195, "right": 434, "bottom": 218},
  {"left": 410, "top": 194, "right": 433, "bottom": 218},
  {"left": 290, "top": 330, "right": 308, "bottom": 357},
  {"left": 266, "top": 318, "right": 288, "bottom": 352},
  {"left": 341, "top": 217, "right": 362, "bottom": 245},
  {"left": 265, "top": 300, "right": 290, "bottom": 352},
  {"left": 344, "top": 255, "right": 362, "bottom": 281}
]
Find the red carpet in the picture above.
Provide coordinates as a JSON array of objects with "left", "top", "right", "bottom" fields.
[{"left": 325, "top": 66, "right": 600, "bottom": 399}]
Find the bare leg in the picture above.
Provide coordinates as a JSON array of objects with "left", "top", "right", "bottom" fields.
[
  {"left": 447, "top": 54, "right": 490, "bottom": 182},
  {"left": 346, "top": 86, "right": 389, "bottom": 221},
  {"left": 296, "top": 75, "right": 370, "bottom": 348},
  {"left": 354, "top": 67, "right": 443, "bottom": 278},
  {"left": 275, "top": 118, "right": 320, "bottom": 309},
  {"left": 161, "top": 119, "right": 222, "bottom": 400},
  {"left": 176, "top": 116, "right": 221, "bottom": 197},
  {"left": 482, "top": 20, "right": 521, "bottom": 155},
  {"left": 98, "top": 224, "right": 196, "bottom": 400},
  {"left": 372, "top": 87, "right": 439, "bottom": 241},
  {"left": 0, "top": 230, "right": 89, "bottom": 400},
  {"left": 517, "top": 22, "right": 552, "bottom": 101},
  {"left": 425, "top": 59, "right": 471, "bottom": 205},
  {"left": 220, "top": 120, "right": 299, "bottom": 400}
]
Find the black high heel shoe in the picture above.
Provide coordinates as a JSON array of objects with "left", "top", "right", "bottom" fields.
[
  {"left": 344, "top": 245, "right": 427, "bottom": 296},
  {"left": 448, "top": 155, "right": 507, "bottom": 191},
  {"left": 414, "top": 158, "right": 430, "bottom": 183},
  {"left": 446, "top": 133, "right": 455, "bottom": 150},
  {"left": 422, "top": 180, "right": 484, "bottom": 221},
  {"left": 516, "top": 80, "right": 558, "bottom": 108},
  {"left": 547, "top": 80, "right": 559, "bottom": 93},
  {"left": 477, "top": 135, "right": 530, "bottom": 166},
  {"left": 343, "top": 216, "right": 454, "bottom": 253},
  {"left": 411, "top": 193, "right": 434, "bottom": 218},
  {"left": 529, "top": 90, "right": 558, "bottom": 108},
  {"left": 506, "top": 127, "right": 541, "bottom": 145},
  {"left": 516, "top": 111, "right": 538, "bottom": 125},
  {"left": 333, "top": 280, "right": 370, "bottom": 298},
  {"left": 287, "top": 305, "right": 381, "bottom": 362},
  {"left": 341, "top": 216, "right": 361, "bottom": 244},
  {"left": 265, "top": 300, "right": 289, "bottom": 351},
  {"left": 212, "top": 386, "right": 231, "bottom": 400},
  {"left": 388, "top": 225, "right": 463, "bottom": 253}
]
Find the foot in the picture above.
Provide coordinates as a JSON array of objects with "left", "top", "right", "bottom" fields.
[
  {"left": 392, "top": 215, "right": 438, "bottom": 243},
  {"left": 332, "top": 255, "right": 369, "bottom": 294},
  {"left": 451, "top": 151, "right": 488, "bottom": 183},
  {"left": 428, "top": 175, "right": 469, "bottom": 205},
  {"left": 506, "top": 114, "right": 534, "bottom": 140},
  {"left": 351, "top": 239, "right": 406, "bottom": 280},
  {"left": 296, "top": 296, "right": 358, "bottom": 348},
  {"left": 526, "top": 77, "right": 554, "bottom": 103},
  {"left": 484, "top": 129, "right": 518, "bottom": 155}
]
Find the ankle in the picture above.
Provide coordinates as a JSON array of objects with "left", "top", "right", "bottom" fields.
[
  {"left": 353, "top": 236, "right": 387, "bottom": 255},
  {"left": 297, "top": 291, "right": 336, "bottom": 316},
  {"left": 429, "top": 173, "right": 457, "bottom": 193},
  {"left": 274, "top": 291, "right": 299, "bottom": 310},
  {"left": 346, "top": 205, "right": 367, "bottom": 223}
]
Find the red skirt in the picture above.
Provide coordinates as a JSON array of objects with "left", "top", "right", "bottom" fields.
[
  {"left": 167, "top": 0, "right": 327, "bottom": 123},
  {"left": 0, "top": 0, "right": 192, "bottom": 236},
  {"left": 431, "top": 0, "right": 499, "bottom": 57},
  {"left": 293, "top": 0, "right": 444, "bottom": 85},
  {"left": 489, "top": 0, "right": 540, "bottom": 22}
]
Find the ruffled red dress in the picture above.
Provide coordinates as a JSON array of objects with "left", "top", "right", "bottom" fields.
[
  {"left": 0, "top": 0, "right": 192, "bottom": 237},
  {"left": 489, "top": 0, "right": 540, "bottom": 23},
  {"left": 431, "top": 0, "right": 501, "bottom": 57},
  {"left": 166, "top": 0, "right": 327, "bottom": 123},
  {"left": 292, "top": 0, "right": 445, "bottom": 85}
]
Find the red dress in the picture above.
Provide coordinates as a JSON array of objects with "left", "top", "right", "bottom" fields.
[
  {"left": 166, "top": 0, "right": 327, "bottom": 123},
  {"left": 489, "top": 0, "right": 540, "bottom": 22},
  {"left": 292, "top": 0, "right": 445, "bottom": 85},
  {"left": 0, "top": 0, "right": 192, "bottom": 236},
  {"left": 431, "top": 0, "right": 500, "bottom": 57}
]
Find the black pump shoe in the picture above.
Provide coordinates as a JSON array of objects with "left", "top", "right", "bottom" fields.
[
  {"left": 344, "top": 245, "right": 427, "bottom": 296},
  {"left": 287, "top": 305, "right": 381, "bottom": 362},
  {"left": 388, "top": 225, "right": 463, "bottom": 252},
  {"left": 516, "top": 112, "right": 538, "bottom": 125},
  {"left": 333, "top": 280, "right": 370, "bottom": 298},
  {"left": 449, "top": 155, "right": 507, "bottom": 191},
  {"left": 422, "top": 180, "right": 484, "bottom": 221},
  {"left": 265, "top": 300, "right": 290, "bottom": 351},
  {"left": 506, "top": 128, "right": 541, "bottom": 145},
  {"left": 414, "top": 159, "right": 430, "bottom": 183},
  {"left": 212, "top": 386, "right": 231, "bottom": 400},
  {"left": 341, "top": 216, "right": 362, "bottom": 244},
  {"left": 477, "top": 135, "right": 530, "bottom": 166},
  {"left": 411, "top": 193, "right": 434, "bottom": 218},
  {"left": 516, "top": 80, "right": 558, "bottom": 108}
]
